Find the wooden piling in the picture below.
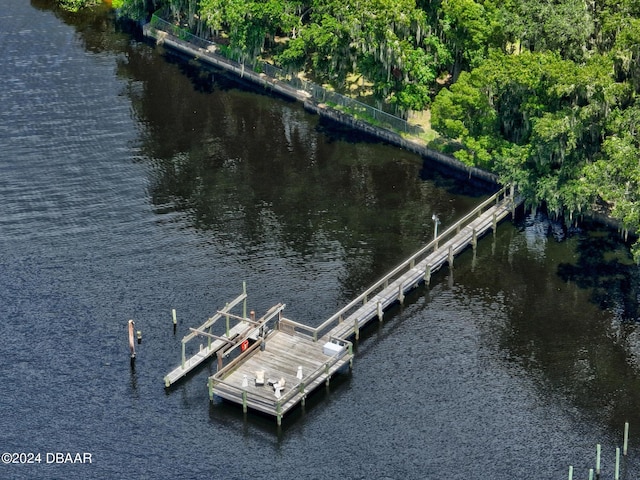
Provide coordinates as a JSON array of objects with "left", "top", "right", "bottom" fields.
[
  {"left": 128, "top": 320, "right": 136, "bottom": 359},
  {"left": 567, "top": 465, "right": 573, "bottom": 480},
  {"left": 225, "top": 304, "right": 230, "bottom": 337},
  {"left": 615, "top": 447, "right": 620, "bottom": 480},
  {"left": 624, "top": 421, "right": 629, "bottom": 455},
  {"left": 377, "top": 301, "right": 383, "bottom": 322},
  {"left": 172, "top": 308, "right": 177, "bottom": 333},
  {"left": 596, "top": 444, "right": 601, "bottom": 476},
  {"left": 242, "top": 281, "right": 247, "bottom": 319},
  {"left": 424, "top": 264, "right": 431, "bottom": 285}
]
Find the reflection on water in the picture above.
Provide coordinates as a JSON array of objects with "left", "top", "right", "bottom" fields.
[{"left": 118, "top": 45, "right": 489, "bottom": 302}]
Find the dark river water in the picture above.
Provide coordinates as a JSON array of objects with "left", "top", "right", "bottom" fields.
[{"left": 2, "top": 2, "right": 640, "bottom": 479}]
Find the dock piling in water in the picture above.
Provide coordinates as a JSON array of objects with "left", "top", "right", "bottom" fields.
[
  {"left": 624, "top": 421, "right": 630, "bottom": 455},
  {"left": 128, "top": 319, "right": 135, "bottom": 359},
  {"left": 172, "top": 308, "right": 177, "bottom": 334}
]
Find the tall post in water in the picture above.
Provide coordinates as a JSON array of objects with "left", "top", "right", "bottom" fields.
[
  {"left": 596, "top": 444, "right": 601, "bottom": 476},
  {"left": 624, "top": 422, "right": 630, "bottom": 456},
  {"left": 172, "top": 308, "right": 177, "bottom": 334},
  {"left": 242, "top": 281, "right": 247, "bottom": 320},
  {"left": 615, "top": 447, "right": 620, "bottom": 480},
  {"left": 567, "top": 465, "right": 573, "bottom": 480},
  {"left": 128, "top": 320, "right": 136, "bottom": 365}
]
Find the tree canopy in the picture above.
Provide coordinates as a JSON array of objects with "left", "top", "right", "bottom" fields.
[{"left": 63, "top": 0, "right": 640, "bottom": 259}]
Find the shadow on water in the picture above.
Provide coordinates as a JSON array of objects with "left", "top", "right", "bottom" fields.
[{"left": 557, "top": 221, "right": 640, "bottom": 322}]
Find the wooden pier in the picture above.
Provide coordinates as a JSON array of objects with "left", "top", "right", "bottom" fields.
[{"left": 165, "top": 186, "right": 522, "bottom": 424}]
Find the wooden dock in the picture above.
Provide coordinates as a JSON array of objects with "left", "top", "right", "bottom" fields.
[
  {"left": 164, "top": 286, "right": 256, "bottom": 387},
  {"left": 167, "top": 186, "right": 522, "bottom": 423}
]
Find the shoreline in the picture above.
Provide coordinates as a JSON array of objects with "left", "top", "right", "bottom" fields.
[
  {"left": 141, "top": 21, "right": 637, "bottom": 246},
  {"left": 142, "top": 22, "right": 499, "bottom": 189}
]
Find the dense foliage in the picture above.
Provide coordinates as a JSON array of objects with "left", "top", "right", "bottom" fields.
[
  {"left": 430, "top": 0, "right": 640, "bottom": 259},
  {"left": 62, "top": 0, "right": 640, "bottom": 259}
]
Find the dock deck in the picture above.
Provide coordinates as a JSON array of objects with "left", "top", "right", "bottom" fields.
[{"left": 209, "top": 330, "right": 352, "bottom": 422}]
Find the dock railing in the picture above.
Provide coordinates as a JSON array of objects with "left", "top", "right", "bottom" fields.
[{"left": 281, "top": 185, "right": 515, "bottom": 342}]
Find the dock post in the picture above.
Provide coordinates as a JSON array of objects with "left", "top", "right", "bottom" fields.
[
  {"left": 172, "top": 308, "right": 177, "bottom": 334},
  {"left": 567, "top": 465, "right": 573, "bottom": 480},
  {"left": 448, "top": 246, "right": 454, "bottom": 267},
  {"left": 398, "top": 284, "right": 405, "bottom": 305},
  {"left": 377, "top": 301, "right": 383, "bottom": 322},
  {"left": 492, "top": 212, "right": 497, "bottom": 232},
  {"left": 242, "top": 391, "right": 247, "bottom": 413},
  {"left": 276, "top": 403, "right": 282, "bottom": 426},
  {"left": 596, "top": 444, "right": 601, "bottom": 476},
  {"left": 472, "top": 229, "right": 477, "bottom": 249},
  {"left": 615, "top": 447, "right": 620, "bottom": 480},
  {"left": 424, "top": 264, "right": 431, "bottom": 285},
  {"left": 208, "top": 377, "right": 213, "bottom": 401},
  {"left": 624, "top": 422, "right": 629, "bottom": 455},
  {"left": 588, "top": 468, "right": 593, "bottom": 480},
  {"left": 128, "top": 320, "right": 136, "bottom": 360},
  {"left": 217, "top": 350, "right": 223, "bottom": 371},
  {"left": 354, "top": 318, "right": 359, "bottom": 341},
  {"left": 225, "top": 304, "right": 230, "bottom": 337},
  {"left": 243, "top": 281, "right": 247, "bottom": 319}
]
